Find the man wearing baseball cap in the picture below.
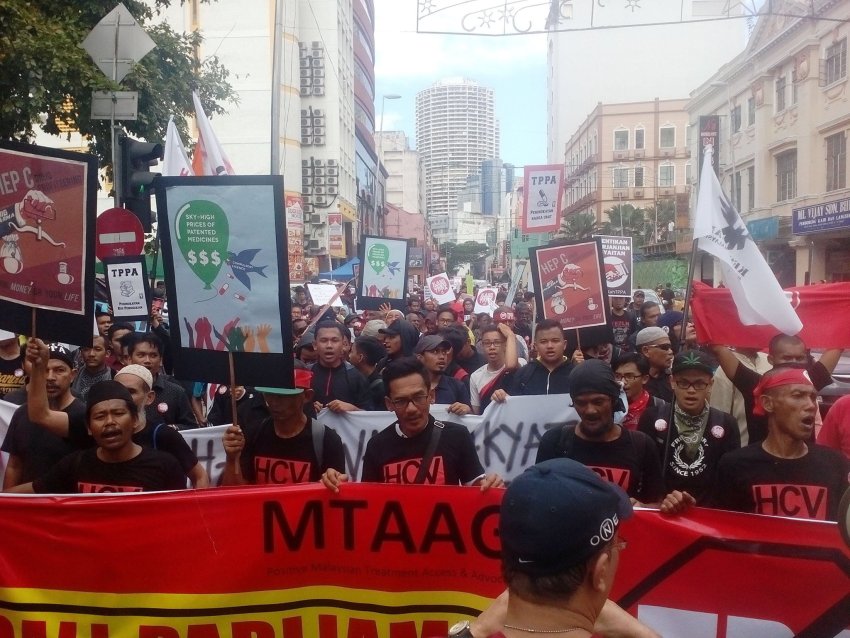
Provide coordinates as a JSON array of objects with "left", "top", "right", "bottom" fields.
[
  {"left": 415, "top": 334, "right": 472, "bottom": 415},
  {"left": 536, "top": 360, "right": 665, "bottom": 506},
  {"left": 638, "top": 351, "right": 738, "bottom": 505},
  {"left": 3, "top": 340, "right": 81, "bottom": 488},
  {"left": 635, "top": 327, "right": 674, "bottom": 402},
  {"left": 663, "top": 366, "right": 850, "bottom": 521},
  {"left": 220, "top": 368, "right": 345, "bottom": 486},
  {"left": 448, "top": 458, "right": 645, "bottom": 638}
]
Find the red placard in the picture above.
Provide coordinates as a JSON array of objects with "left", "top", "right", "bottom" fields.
[{"left": 95, "top": 207, "right": 144, "bottom": 261}]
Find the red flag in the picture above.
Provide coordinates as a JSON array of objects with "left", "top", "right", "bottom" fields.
[{"left": 690, "top": 281, "right": 850, "bottom": 348}]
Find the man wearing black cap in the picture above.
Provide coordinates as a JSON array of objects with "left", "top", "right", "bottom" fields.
[
  {"left": 2, "top": 342, "right": 81, "bottom": 488},
  {"left": 449, "top": 458, "right": 639, "bottom": 638},
  {"left": 638, "top": 351, "right": 739, "bottom": 505},
  {"left": 6, "top": 380, "right": 186, "bottom": 493},
  {"left": 221, "top": 369, "right": 345, "bottom": 486},
  {"left": 379, "top": 319, "right": 420, "bottom": 367},
  {"left": 415, "top": 334, "right": 471, "bottom": 415},
  {"left": 537, "top": 360, "right": 665, "bottom": 506}
]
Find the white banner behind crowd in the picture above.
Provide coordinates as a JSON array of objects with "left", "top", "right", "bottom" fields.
[{"left": 0, "top": 396, "right": 581, "bottom": 485}]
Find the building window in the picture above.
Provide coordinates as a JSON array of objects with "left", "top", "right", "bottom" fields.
[
  {"left": 775, "top": 75, "right": 786, "bottom": 112},
  {"left": 634, "top": 166, "right": 644, "bottom": 187},
  {"left": 613, "top": 167, "right": 629, "bottom": 188},
  {"left": 731, "top": 105, "right": 742, "bottom": 133},
  {"left": 731, "top": 171, "right": 742, "bottom": 211},
  {"left": 747, "top": 166, "right": 755, "bottom": 211},
  {"left": 635, "top": 128, "right": 645, "bottom": 150},
  {"left": 826, "top": 131, "right": 847, "bottom": 192},
  {"left": 776, "top": 150, "right": 797, "bottom": 201},
  {"left": 614, "top": 130, "right": 629, "bottom": 151},
  {"left": 685, "top": 162, "right": 692, "bottom": 185},
  {"left": 747, "top": 96, "right": 756, "bottom": 126},
  {"left": 825, "top": 39, "right": 847, "bottom": 86},
  {"left": 659, "top": 164, "right": 674, "bottom": 187},
  {"left": 659, "top": 126, "right": 675, "bottom": 148}
]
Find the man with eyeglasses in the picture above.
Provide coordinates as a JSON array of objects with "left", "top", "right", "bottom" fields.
[
  {"left": 638, "top": 351, "right": 739, "bottom": 505},
  {"left": 414, "top": 334, "right": 472, "bottom": 416},
  {"left": 635, "top": 327, "right": 674, "bottom": 402},
  {"left": 470, "top": 324, "right": 524, "bottom": 415},
  {"left": 612, "top": 353, "right": 659, "bottom": 431},
  {"left": 321, "top": 357, "right": 502, "bottom": 489}
]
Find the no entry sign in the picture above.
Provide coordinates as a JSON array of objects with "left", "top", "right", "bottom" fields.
[{"left": 96, "top": 207, "right": 144, "bottom": 261}]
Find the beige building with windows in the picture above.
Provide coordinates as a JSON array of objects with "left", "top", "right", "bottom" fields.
[
  {"left": 688, "top": 0, "right": 850, "bottom": 286},
  {"left": 562, "top": 99, "right": 692, "bottom": 244}
]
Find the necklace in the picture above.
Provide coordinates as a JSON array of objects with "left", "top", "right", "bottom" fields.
[{"left": 503, "top": 624, "right": 581, "bottom": 634}]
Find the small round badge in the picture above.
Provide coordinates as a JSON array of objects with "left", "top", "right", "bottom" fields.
[
  {"left": 13, "top": 368, "right": 24, "bottom": 378},
  {"left": 157, "top": 402, "right": 168, "bottom": 414},
  {"left": 711, "top": 425, "right": 725, "bottom": 439},
  {"left": 655, "top": 419, "right": 668, "bottom": 432},
  {"left": 218, "top": 385, "right": 227, "bottom": 395}
]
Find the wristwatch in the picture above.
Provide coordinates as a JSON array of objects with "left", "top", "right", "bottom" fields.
[{"left": 448, "top": 620, "right": 475, "bottom": 638}]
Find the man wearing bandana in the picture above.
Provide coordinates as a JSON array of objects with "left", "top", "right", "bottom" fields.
[
  {"left": 663, "top": 366, "right": 849, "bottom": 521},
  {"left": 536, "top": 359, "right": 665, "bottom": 506}
]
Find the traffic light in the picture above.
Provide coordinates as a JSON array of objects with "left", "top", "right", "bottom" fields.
[{"left": 117, "top": 132, "right": 163, "bottom": 231}]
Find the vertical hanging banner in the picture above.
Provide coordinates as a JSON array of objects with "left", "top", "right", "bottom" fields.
[
  {"left": 285, "top": 194, "right": 305, "bottom": 283},
  {"left": 103, "top": 256, "right": 151, "bottom": 323},
  {"left": 521, "top": 164, "right": 564, "bottom": 234},
  {"left": 698, "top": 115, "right": 720, "bottom": 177},
  {"left": 596, "top": 235, "right": 634, "bottom": 298},
  {"left": 357, "top": 235, "right": 409, "bottom": 310},
  {"left": 156, "top": 176, "right": 292, "bottom": 388},
  {"left": 528, "top": 238, "right": 608, "bottom": 330},
  {"left": 0, "top": 142, "right": 96, "bottom": 342},
  {"left": 328, "top": 212, "right": 344, "bottom": 257}
]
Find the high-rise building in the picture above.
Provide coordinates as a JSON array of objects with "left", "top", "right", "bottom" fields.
[
  {"left": 547, "top": 4, "right": 747, "bottom": 164},
  {"left": 416, "top": 78, "right": 500, "bottom": 222},
  {"left": 375, "top": 131, "right": 424, "bottom": 215},
  {"left": 480, "top": 158, "right": 515, "bottom": 217},
  {"left": 152, "top": 0, "right": 379, "bottom": 278}
]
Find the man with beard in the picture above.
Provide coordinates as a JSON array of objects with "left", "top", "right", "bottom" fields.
[
  {"left": 638, "top": 351, "right": 738, "bottom": 505},
  {"left": 635, "top": 327, "right": 674, "bottom": 403},
  {"left": 536, "top": 359, "right": 665, "bottom": 506},
  {"left": 415, "top": 335, "right": 471, "bottom": 415},
  {"left": 321, "top": 357, "right": 502, "bottom": 489},
  {"left": 2, "top": 343, "right": 81, "bottom": 488},
  {"left": 70, "top": 335, "right": 113, "bottom": 401}
]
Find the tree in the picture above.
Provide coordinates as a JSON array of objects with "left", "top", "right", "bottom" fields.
[
  {"left": 643, "top": 199, "right": 676, "bottom": 242},
  {"left": 600, "top": 204, "right": 648, "bottom": 245},
  {"left": 441, "top": 240, "right": 490, "bottom": 275},
  {"left": 0, "top": 0, "right": 236, "bottom": 177},
  {"left": 558, "top": 211, "right": 598, "bottom": 240}
]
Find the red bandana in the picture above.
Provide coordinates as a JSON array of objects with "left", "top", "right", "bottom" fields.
[{"left": 752, "top": 368, "right": 813, "bottom": 416}]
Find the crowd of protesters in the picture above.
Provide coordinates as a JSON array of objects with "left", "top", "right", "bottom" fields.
[{"left": 0, "top": 282, "right": 848, "bottom": 524}]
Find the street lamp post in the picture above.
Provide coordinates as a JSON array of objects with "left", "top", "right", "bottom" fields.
[{"left": 373, "top": 94, "right": 401, "bottom": 236}]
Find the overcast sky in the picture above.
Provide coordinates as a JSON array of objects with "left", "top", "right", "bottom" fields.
[{"left": 372, "top": 0, "right": 548, "bottom": 170}]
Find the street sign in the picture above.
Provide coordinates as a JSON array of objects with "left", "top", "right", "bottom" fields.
[{"left": 96, "top": 207, "right": 144, "bottom": 261}]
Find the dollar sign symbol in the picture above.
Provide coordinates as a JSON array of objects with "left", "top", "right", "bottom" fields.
[
  {"left": 199, "top": 250, "right": 209, "bottom": 265},
  {"left": 211, "top": 251, "right": 221, "bottom": 266},
  {"left": 187, "top": 250, "right": 196, "bottom": 265}
]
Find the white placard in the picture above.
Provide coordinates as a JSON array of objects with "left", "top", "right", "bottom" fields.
[
  {"left": 426, "top": 273, "right": 456, "bottom": 305},
  {"left": 473, "top": 287, "right": 498, "bottom": 315},
  {"left": 307, "top": 283, "right": 345, "bottom": 308}
]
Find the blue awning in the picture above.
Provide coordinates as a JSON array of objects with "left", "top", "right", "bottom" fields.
[{"left": 319, "top": 257, "right": 360, "bottom": 280}]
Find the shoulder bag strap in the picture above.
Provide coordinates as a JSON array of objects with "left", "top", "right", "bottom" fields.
[{"left": 413, "top": 420, "right": 445, "bottom": 484}]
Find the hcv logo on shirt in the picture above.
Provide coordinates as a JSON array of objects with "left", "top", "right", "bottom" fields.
[
  {"left": 254, "top": 457, "right": 312, "bottom": 484},
  {"left": 751, "top": 483, "right": 828, "bottom": 520},
  {"left": 382, "top": 456, "right": 446, "bottom": 484}
]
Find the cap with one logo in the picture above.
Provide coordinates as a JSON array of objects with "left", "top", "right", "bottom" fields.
[
  {"left": 413, "top": 334, "right": 451, "bottom": 354},
  {"left": 635, "top": 326, "right": 669, "bottom": 346},
  {"left": 47, "top": 343, "right": 76, "bottom": 369},
  {"left": 257, "top": 369, "right": 314, "bottom": 396},
  {"left": 493, "top": 306, "right": 515, "bottom": 323},
  {"left": 671, "top": 350, "right": 716, "bottom": 375},
  {"left": 500, "top": 458, "right": 632, "bottom": 576}
]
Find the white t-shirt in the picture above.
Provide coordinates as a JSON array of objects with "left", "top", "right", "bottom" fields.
[{"left": 470, "top": 359, "right": 527, "bottom": 410}]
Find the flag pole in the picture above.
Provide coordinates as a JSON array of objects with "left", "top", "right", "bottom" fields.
[{"left": 678, "top": 239, "right": 701, "bottom": 353}]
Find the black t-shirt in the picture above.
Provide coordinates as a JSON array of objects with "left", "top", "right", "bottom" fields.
[
  {"left": 32, "top": 447, "right": 187, "bottom": 493},
  {"left": 134, "top": 422, "right": 199, "bottom": 473},
  {"left": 507, "top": 359, "right": 574, "bottom": 396},
  {"left": 1, "top": 399, "right": 85, "bottom": 483},
  {"left": 645, "top": 371, "right": 674, "bottom": 403},
  {"left": 240, "top": 418, "right": 345, "bottom": 484},
  {"left": 0, "top": 354, "right": 26, "bottom": 399},
  {"left": 457, "top": 351, "right": 486, "bottom": 377},
  {"left": 361, "top": 416, "right": 484, "bottom": 485},
  {"left": 732, "top": 362, "right": 833, "bottom": 445},
  {"left": 536, "top": 425, "right": 666, "bottom": 503},
  {"left": 311, "top": 362, "right": 372, "bottom": 410},
  {"left": 434, "top": 374, "right": 471, "bottom": 406},
  {"left": 610, "top": 310, "right": 637, "bottom": 350},
  {"left": 711, "top": 443, "right": 849, "bottom": 521},
  {"left": 147, "top": 374, "right": 198, "bottom": 430},
  {"left": 638, "top": 402, "right": 740, "bottom": 504},
  {"left": 366, "top": 369, "right": 385, "bottom": 411}
]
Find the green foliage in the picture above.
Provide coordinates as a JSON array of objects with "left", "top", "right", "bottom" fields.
[
  {"left": 441, "top": 241, "right": 490, "bottom": 274},
  {"left": 0, "top": 0, "right": 236, "bottom": 178},
  {"left": 558, "top": 211, "right": 598, "bottom": 240}
]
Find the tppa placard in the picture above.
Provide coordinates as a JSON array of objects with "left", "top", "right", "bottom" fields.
[
  {"left": 596, "top": 235, "right": 633, "bottom": 297},
  {"left": 522, "top": 164, "right": 563, "bottom": 234},
  {"left": 426, "top": 273, "right": 455, "bottom": 305}
]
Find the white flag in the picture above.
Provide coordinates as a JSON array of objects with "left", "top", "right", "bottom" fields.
[
  {"left": 693, "top": 146, "right": 802, "bottom": 335},
  {"left": 191, "top": 92, "right": 235, "bottom": 176},
  {"left": 162, "top": 116, "right": 194, "bottom": 177}
]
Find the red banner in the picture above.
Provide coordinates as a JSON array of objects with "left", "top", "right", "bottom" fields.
[
  {"left": 691, "top": 280, "right": 850, "bottom": 348},
  {"left": 0, "top": 486, "right": 847, "bottom": 636}
]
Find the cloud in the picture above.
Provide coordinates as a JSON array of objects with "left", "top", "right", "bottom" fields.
[{"left": 373, "top": 0, "right": 546, "bottom": 79}]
